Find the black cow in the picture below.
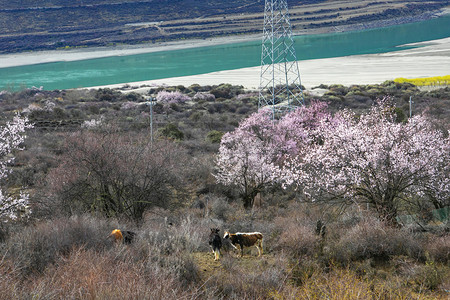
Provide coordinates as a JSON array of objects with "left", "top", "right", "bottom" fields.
[{"left": 209, "top": 228, "right": 222, "bottom": 261}]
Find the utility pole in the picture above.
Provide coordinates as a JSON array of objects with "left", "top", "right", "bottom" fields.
[
  {"left": 409, "top": 96, "right": 413, "bottom": 118},
  {"left": 147, "top": 97, "right": 155, "bottom": 144},
  {"left": 259, "top": 0, "right": 304, "bottom": 118}
]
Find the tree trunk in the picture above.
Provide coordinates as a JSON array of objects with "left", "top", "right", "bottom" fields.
[
  {"left": 375, "top": 198, "right": 400, "bottom": 227},
  {"left": 242, "top": 189, "right": 259, "bottom": 209}
]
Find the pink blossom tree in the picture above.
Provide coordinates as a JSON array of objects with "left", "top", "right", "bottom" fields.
[
  {"left": 156, "top": 90, "right": 191, "bottom": 104},
  {"left": 215, "top": 102, "right": 333, "bottom": 208},
  {"left": 215, "top": 109, "right": 279, "bottom": 208},
  {"left": 274, "top": 101, "right": 335, "bottom": 158},
  {"left": 283, "top": 100, "right": 450, "bottom": 224},
  {"left": 0, "top": 115, "right": 33, "bottom": 221}
]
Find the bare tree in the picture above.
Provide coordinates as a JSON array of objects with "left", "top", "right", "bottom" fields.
[{"left": 46, "top": 129, "right": 188, "bottom": 222}]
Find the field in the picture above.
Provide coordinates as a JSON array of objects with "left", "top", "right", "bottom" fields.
[
  {"left": 0, "top": 81, "right": 449, "bottom": 298},
  {"left": 0, "top": 0, "right": 449, "bottom": 53},
  {"left": 395, "top": 75, "right": 450, "bottom": 87},
  {"left": 2, "top": 209, "right": 449, "bottom": 299}
]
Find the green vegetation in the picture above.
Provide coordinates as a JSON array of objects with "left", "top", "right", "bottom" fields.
[
  {"left": 158, "top": 123, "right": 185, "bottom": 140},
  {"left": 206, "top": 130, "right": 224, "bottom": 143}
]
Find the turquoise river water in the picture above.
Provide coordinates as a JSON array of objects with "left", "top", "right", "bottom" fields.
[{"left": 0, "top": 14, "right": 449, "bottom": 91}]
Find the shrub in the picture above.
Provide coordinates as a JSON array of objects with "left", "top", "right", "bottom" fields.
[
  {"left": 277, "top": 267, "right": 441, "bottom": 299},
  {"left": 344, "top": 94, "right": 372, "bottom": 104},
  {"left": 411, "top": 257, "right": 447, "bottom": 291},
  {"left": 211, "top": 196, "right": 234, "bottom": 221},
  {"left": 133, "top": 232, "right": 201, "bottom": 285},
  {"left": 236, "top": 106, "right": 251, "bottom": 114},
  {"left": 328, "top": 216, "right": 424, "bottom": 264},
  {"left": 158, "top": 123, "right": 184, "bottom": 140},
  {"left": 95, "top": 88, "right": 121, "bottom": 102},
  {"left": 322, "top": 94, "right": 343, "bottom": 103},
  {"left": 206, "top": 130, "right": 224, "bottom": 143},
  {"left": 204, "top": 254, "right": 288, "bottom": 299},
  {"left": 26, "top": 247, "right": 194, "bottom": 299},
  {"left": 120, "top": 101, "right": 139, "bottom": 110},
  {"left": 425, "top": 235, "right": 450, "bottom": 263},
  {"left": 206, "top": 102, "right": 230, "bottom": 114},
  {"left": 3, "top": 215, "right": 112, "bottom": 277},
  {"left": 274, "top": 217, "right": 319, "bottom": 258},
  {"left": 236, "top": 92, "right": 258, "bottom": 101},
  {"left": 328, "top": 84, "right": 348, "bottom": 96},
  {"left": 210, "top": 89, "right": 231, "bottom": 99}
]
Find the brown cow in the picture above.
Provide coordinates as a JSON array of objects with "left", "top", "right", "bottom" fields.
[{"left": 223, "top": 231, "right": 263, "bottom": 257}]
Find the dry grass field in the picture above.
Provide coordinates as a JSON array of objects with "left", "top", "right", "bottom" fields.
[{"left": 0, "top": 82, "right": 449, "bottom": 299}]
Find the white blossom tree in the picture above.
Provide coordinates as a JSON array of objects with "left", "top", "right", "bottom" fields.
[
  {"left": 0, "top": 115, "right": 32, "bottom": 221},
  {"left": 283, "top": 100, "right": 450, "bottom": 224}
]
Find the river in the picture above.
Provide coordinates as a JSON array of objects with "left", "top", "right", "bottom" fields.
[{"left": 0, "top": 14, "right": 449, "bottom": 91}]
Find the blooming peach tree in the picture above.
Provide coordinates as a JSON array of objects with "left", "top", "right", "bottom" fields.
[
  {"left": 282, "top": 100, "right": 450, "bottom": 224},
  {"left": 215, "top": 109, "right": 278, "bottom": 208},
  {"left": 156, "top": 90, "right": 191, "bottom": 104},
  {"left": 215, "top": 102, "right": 333, "bottom": 208},
  {"left": 274, "top": 101, "right": 335, "bottom": 158},
  {"left": 0, "top": 115, "right": 32, "bottom": 221},
  {"left": 216, "top": 99, "right": 449, "bottom": 220}
]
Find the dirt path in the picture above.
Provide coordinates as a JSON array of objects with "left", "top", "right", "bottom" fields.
[{"left": 192, "top": 250, "right": 278, "bottom": 282}]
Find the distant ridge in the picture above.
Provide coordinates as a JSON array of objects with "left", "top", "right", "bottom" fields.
[{"left": 0, "top": 0, "right": 448, "bottom": 53}]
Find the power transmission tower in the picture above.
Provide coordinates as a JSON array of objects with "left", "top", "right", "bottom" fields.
[{"left": 259, "top": 0, "right": 304, "bottom": 116}]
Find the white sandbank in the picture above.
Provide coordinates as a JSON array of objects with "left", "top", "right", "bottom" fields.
[
  {"left": 88, "top": 37, "right": 450, "bottom": 91},
  {"left": 0, "top": 34, "right": 261, "bottom": 69}
]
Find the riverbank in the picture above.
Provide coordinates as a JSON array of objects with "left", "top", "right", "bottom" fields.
[
  {"left": 0, "top": 34, "right": 263, "bottom": 69},
  {"left": 87, "top": 37, "right": 450, "bottom": 91}
]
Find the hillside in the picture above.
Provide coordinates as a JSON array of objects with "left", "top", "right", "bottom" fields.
[
  {"left": 0, "top": 82, "right": 449, "bottom": 299},
  {"left": 0, "top": 0, "right": 448, "bottom": 53}
]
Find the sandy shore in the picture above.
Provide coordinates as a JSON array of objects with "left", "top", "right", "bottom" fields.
[
  {"left": 88, "top": 37, "right": 450, "bottom": 91},
  {"left": 0, "top": 34, "right": 262, "bottom": 69}
]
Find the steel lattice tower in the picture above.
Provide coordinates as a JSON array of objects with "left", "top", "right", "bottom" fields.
[{"left": 259, "top": 0, "right": 304, "bottom": 115}]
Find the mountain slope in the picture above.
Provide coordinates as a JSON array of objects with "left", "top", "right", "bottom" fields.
[{"left": 0, "top": 0, "right": 448, "bottom": 53}]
